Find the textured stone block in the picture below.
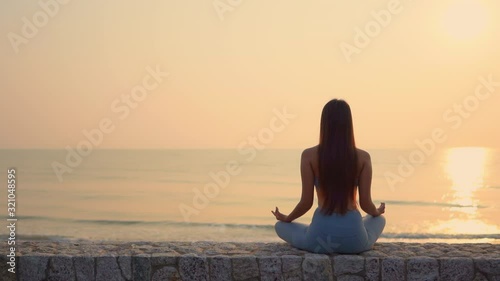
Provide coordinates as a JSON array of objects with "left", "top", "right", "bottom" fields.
[
  {"left": 19, "top": 256, "right": 50, "bottom": 281},
  {"left": 361, "top": 250, "right": 387, "bottom": 257},
  {"left": 282, "top": 255, "right": 302, "bottom": 273},
  {"left": 422, "top": 249, "right": 444, "bottom": 257},
  {"left": 407, "top": 257, "right": 438, "bottom": 281},
  {"left": 447, "top": 250, "right": 473, "bottom": 257},
  {"left": 47, "top": 256, "right": 75, "bottom": 281},
  {"left": 96, "top": 256, "right": 125, "bottom": 281},
  {"left": 334, "top": 255, "right": 364, "bottom": 275},
  {"left": 474, "top": 272, "right": 488, "bottom": 281},
  {"left": 179, "top": 254, "right": 209, "bottom": 281},
  {"left": 281, "top": 255, "right": 302, "bottom": 281},
  {"left": 152, "top": 266, "right": 180, "bottom": 281},
  {"left": 151, "top": 253, "right": 178, "bottom": 266},
  {"left": 302, "top": 255, "right": 333, "bottom": 281},
  {"left": 117, "top": 256, "right": 132, "bottom": 280},
  {"left": 0, "top": 255, "right": 17, "bottom": 281},
  {"left": 74, "top": 256, "right": 95, "bottom": 281},
  {"left": 210, "top": 256, "right": 232, "bottom": 281},
  {"left": 337, "top": 276, "right": 364, "bottom": 281},
  {"left": 381, "top": 257, "right": 404, "bottom": 281},
  {"left": 365, "top": 257, "right": 380, "bottom": 281},
  {"left": 475, "top": 257, "right": 500, "bottom": 275},
  {"left": 232, "top": 255, "right": 259, "bottom": 281},
  {"left": 259, "top": 256, "right": 283, "bottom": 281},
  {"left": 133, "top": 255, "right": 151, "bottom": 281},
  {"left": 440, "top": 257, "right": 473, "bottom": 281},
  {"left": 489, "top": 275, "right": 500, "bottom": 281},
  {"left": 10, "top": 241, "right": 500, "bottom": 281}
]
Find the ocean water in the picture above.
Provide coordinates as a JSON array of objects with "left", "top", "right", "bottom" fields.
[{"left": 0, "top": 148, "right": 499, "bottom": 244}]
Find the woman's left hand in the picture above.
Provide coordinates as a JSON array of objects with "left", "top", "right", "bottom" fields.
[{"left": 271, "top": 207, "right": 289, "bottom": 222}]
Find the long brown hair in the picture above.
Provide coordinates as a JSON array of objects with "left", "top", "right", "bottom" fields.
[{"left": 318, "top": 99, "right": 358, "bottom": 215}]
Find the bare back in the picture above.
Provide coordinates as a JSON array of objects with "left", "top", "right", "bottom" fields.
[{"left": 306, "top": 146, "right": 371, "bottom": 213}]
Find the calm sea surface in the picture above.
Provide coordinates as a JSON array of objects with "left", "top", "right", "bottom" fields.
[{"left": 0, "top": 148, "right": 499, "bottom": 243}]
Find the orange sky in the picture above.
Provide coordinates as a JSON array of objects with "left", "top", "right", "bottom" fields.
[{"left": 1, "top": 0, "right": 499, "bottom": 149}]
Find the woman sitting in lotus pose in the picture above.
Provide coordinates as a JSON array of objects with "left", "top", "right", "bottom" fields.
[{"left": 272, "top": 99, "right": 385, "bottom": 254}]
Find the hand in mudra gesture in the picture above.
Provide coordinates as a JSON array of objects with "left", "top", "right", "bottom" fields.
[
  {"left": 376, "top": 202, "right": 385, "bottom": 216},
  {"left": 271, "top": 207, "right": 288, "bottom": 222}
]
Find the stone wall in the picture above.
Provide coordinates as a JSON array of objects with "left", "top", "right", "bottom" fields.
[{"left": 2, "top": 241, "right": 499, "bottom": 281}]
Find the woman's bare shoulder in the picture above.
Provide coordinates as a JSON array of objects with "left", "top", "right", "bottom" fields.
[
  {"left": 302, "top": 146, "right": 318, "bottom": 160},
  {"left": 356, "top": 148, "right": 371, "bottom": 162}
]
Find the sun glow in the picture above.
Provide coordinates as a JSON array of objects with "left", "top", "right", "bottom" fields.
[
  {"left": 430, "top": 147, "right": 500, "bottom": 236},
  {"left": 442, "top": 0, "right": 489, "bottom": 39},
  {"left": 445, "top": 147, "right": 487, "bottom": 214},
  {"left": 430, "top": 218, "right": 499, "bottom": 236}
]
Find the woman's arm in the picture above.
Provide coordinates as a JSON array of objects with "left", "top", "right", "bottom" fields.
[
  {"left": 282, "top": 149, "right": 315, "bottom": 222},
  {"left": 358, "top": 151, "right": 384, "bottom": 216}
]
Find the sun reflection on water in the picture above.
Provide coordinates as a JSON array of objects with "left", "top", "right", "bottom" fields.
[
  {"left": 430, "top": 147, "right": 499, "bottom": 237},
  {"left": 446, "top": 147, "right": 486, "bottom": 215}
]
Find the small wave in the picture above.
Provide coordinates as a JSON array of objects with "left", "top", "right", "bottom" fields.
[
  {"left": 76, "top": 220, "right": 275, "bottom": 230},
  {"left": 383, "top": 200, "right": 486, "bottom": 209},
  {"left": 381, "top": 232, "right": 500, "bottom": 240},
  {"left": 7, "top": 216, "right": 499, "bottom": 240},
  {"left": 5, "top": 215, "right": 54, "bottom": 221},
  {"left": 1, "top": 215, "right": 274, "bottom": 229},
  {"left": 8, "top": 232, "right": 500, "bottom": 243},
  {"left": 75, "top": 219, "right": 152, "bottom": 225},
  {"left": 6, "top": 215, "right": 139, "bottom": 225},
  {"left": 12, "top": 234, "right": 74, "bottom": 241}
]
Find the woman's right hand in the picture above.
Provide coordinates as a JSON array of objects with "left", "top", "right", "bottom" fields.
[
  {"left": 376, "top": 202, "right": 385, "bottom": 216},
  {"left": 271, "top": 207, "right": 289, "bottom": 222}
]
